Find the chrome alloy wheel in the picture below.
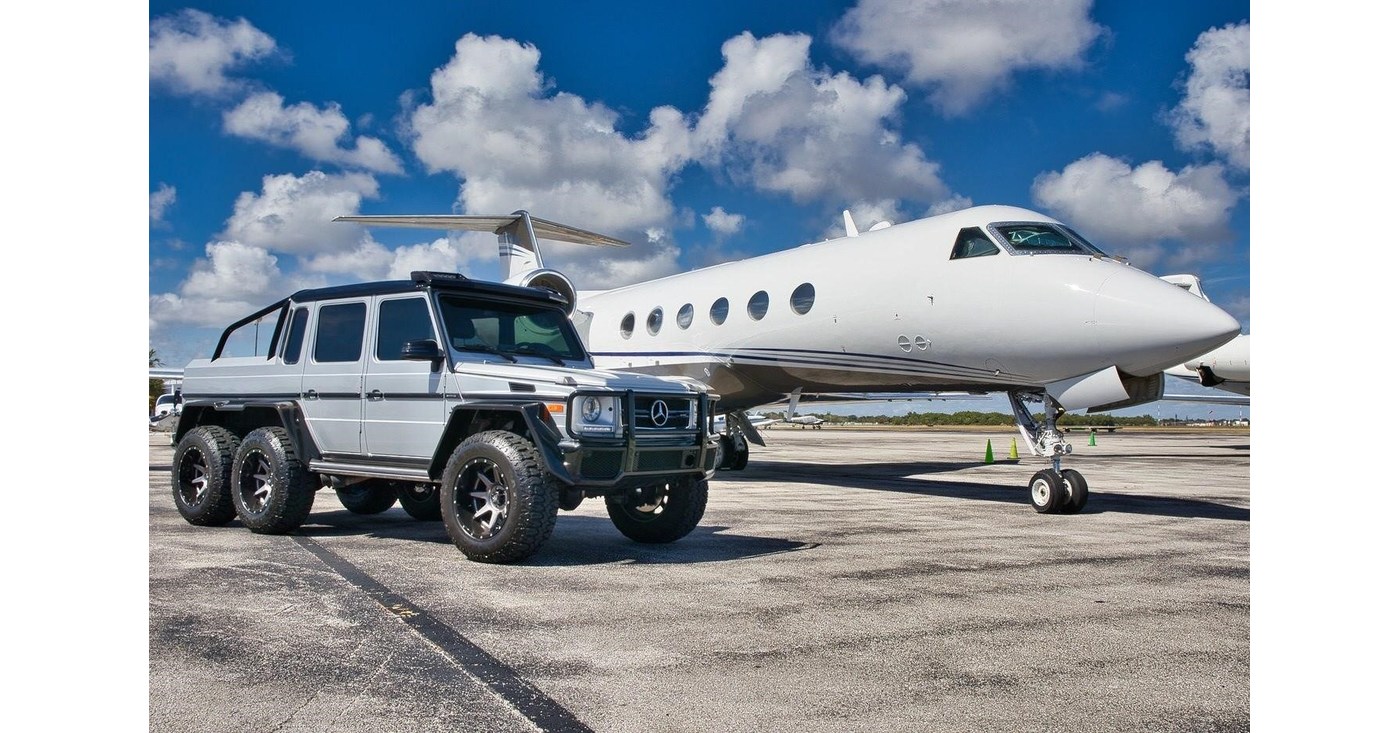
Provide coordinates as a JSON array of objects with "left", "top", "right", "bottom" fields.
[
  {"left": 238, "top": 451, "right": 274, "bottom": 514},
  {"left": 177, "top": 447, "right": 209, "bottom": 506},
  {"left": 457, "top": 457, "right": 511, "bottom": 540}
]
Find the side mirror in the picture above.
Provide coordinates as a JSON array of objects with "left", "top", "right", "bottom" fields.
[{"left": 401, "top": 339, "right": 445, "bottom": 365}]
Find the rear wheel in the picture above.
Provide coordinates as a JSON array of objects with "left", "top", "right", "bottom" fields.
[
  {"left": 335, "top": 480, "right": 398, "bottom": 514},
  {"left": 606, "top": 477, "right": 708, "bottom": 543},
  {"left": 1059, "top": 469, "right": 1089, "bottom": 514},
  {"left": 171, "top": 426, "right": 239, "bottom": 526},
  {"left": 232, "top": 427, "right": 316, "bottom": 534},
  {"left": 394, "top": 482, "right": 442, "bottom": 521},
  {"left": 439, "top": 431, "right": 559, "bottom": 563}
]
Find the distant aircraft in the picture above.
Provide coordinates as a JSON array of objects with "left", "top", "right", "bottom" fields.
[
  {"left": 337, "top": 205, "right": 1239, "bottom": 513},
  {"left": 785, "top": 414, "right": 825, "bottom": 429}
]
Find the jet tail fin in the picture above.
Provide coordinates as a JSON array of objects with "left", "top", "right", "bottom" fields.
[
  {"left": 334, "top": 211, "right": 628, "bottom": 280},
  {"left": 842, "top": 210, "right": 859, "bottom": 238}
]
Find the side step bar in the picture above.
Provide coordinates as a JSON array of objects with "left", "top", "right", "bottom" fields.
[{"left": 307, "top": 460, "right": 433, "bottom": 484}]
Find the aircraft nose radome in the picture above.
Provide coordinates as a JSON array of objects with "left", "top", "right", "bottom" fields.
[{"left": 1094, "top": 271, "right": 1240, "bottom": 376}]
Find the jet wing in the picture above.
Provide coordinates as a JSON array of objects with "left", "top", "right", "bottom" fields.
[
  {"left": 1158, "top": 393, "right": 1251, "bottom": 406},
  {"left": 333, "top": 213, "right": 629, "bottom": 247}
]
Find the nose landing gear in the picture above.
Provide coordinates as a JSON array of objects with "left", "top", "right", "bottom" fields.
[{"left": 1009, "top": 390, "right": 1089, "bottom": 514}]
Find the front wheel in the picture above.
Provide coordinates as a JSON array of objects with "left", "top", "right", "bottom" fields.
[
  {"left": 232, "top": 427, "right": 316, "bottom": 534},
  {"left": 606, "top": 477, "right": 708, "bottom": 544},
  {"left": 335, "top": 480, "right": 399, "bottom": 514},
  {"left": 1028, "top": 469, "right": 1065, "bottom": 514},
  {"left": 439, "top": 431, "right": 559, "bottom": 563}
]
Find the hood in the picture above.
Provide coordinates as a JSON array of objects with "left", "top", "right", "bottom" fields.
[{"left": 452, "top": 359, "right": 703, "bottom": 394}]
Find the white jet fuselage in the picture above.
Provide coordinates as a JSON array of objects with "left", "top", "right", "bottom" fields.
[{"left": 578, "top": 206, "right": 1239, "bottom": 411}]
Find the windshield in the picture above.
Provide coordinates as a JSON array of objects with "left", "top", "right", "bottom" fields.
[
  {"left": 990, "top": 222, "right": 1108, "bottom": 256},
  {"left": 437, "top": 294, "right": 587, "bottom": 363}
]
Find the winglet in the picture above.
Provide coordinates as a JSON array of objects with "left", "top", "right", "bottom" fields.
[
  {"left": 842, "top": 210, "right": 859, "bottom": 238},
  {"left": 787, "top": 387, "right": 803, "bottom": 420}
]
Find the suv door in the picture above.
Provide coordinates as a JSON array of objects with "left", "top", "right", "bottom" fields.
[
  {"left": 300, "top": 299, "right": 369, "bottom": 457},
  {"left": 363, "top": 294, "right": 448, "bottom": 460}
]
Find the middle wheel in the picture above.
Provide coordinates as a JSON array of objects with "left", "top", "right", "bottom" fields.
[
  {"left": 1059, "top": 469, "right": 1089, "bottom": 514},
  {"left": 439, "top": 430, "right": 559, "bottom": 563},
  {"left": 335, "top": 480, "right": 399, "bottom": 514}
]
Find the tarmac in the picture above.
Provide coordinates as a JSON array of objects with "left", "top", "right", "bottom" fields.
[{"left": 149, "top": 426, "right": 1249, "bottom": 732}]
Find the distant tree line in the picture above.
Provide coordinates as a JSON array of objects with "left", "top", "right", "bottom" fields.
[{"left": 766, "top": 410, "right": 1160, "bottom": 427}]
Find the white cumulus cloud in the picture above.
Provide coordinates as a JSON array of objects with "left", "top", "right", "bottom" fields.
[
  {"left": 1031, "top": 153, "right": 1240, "bottom": 269},
  {"left": 702, "top": 207, "right": 744, "bottom": 236},
  {"left": 150, "top": 183, "right": 177, "bottom": 224},
  {"left": 832, "top": 0, "right": 1104, "bottom": 115},
  {"left": 221, "top": 171, "right": 380, "bottom": 255},
  {"left": 1169, "top": 22, "right": 1250, "bottom": 170},
  {"left": 224, "top": 92, "right": 404, "bottom": 173},
  {"left": 149, "top": 240, "right": 290, "bottom": 329},
  {"left": 695, "top": 32, "right": 948, "bottom": 207},
  {"left": 149, "top": 9, "right": 276, "bottom": 96}
]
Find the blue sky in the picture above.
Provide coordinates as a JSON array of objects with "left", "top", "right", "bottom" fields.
[{"left": 147, "top": 0, "right": 1250, "bottom": 416}]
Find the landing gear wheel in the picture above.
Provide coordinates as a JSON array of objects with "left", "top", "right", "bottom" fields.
[
  {"left": 716, "top": 435, "right": 734, "bottom": 470},
  {"left": 729, "top": 441, "right": 749, "bottom": 470},
  {"left": 606, "top": 477, "right": 708, "bottom": 543},
  {"left": 440, "top": 430, "right": 559, "bottom": 563},
  {"left": 1059, "top": 469, "right": 1089, "bottom": 514},
  {"left": 394, "top": 482, "right": 442, "bottom": 521},
  {"left": 171, "top": 426, "right": 239, "bottom": 526},
  {"left": 232, "top": 426, "right": 316, "bottom": 534},
  {"left": 335, "top": 480, "right": 398, "bottom": 514},
  {"left": 1028, "top": 469, "right": 1066, "bottom": 514}
]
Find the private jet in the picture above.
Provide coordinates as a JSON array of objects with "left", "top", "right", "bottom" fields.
[{"left": 336, "top": 205, "right": 1240, "bottom": 514}]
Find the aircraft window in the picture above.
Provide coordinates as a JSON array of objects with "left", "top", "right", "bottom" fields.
[
  {"left": 376, "top": 297, "right": 434, "bottom": 361},
  {"left": 710, "top": 298, "right": 729, "bottom": 325},
  {"left": 620, "top": 312, "right": 635, "bottom": 339},
  {"left": 313, "top": 302, "right": 366, "bottom": 363},
  {"left": 790, "top": 283, "right": 815, "bottom": 314},
  {"left": 677, "top": 303, "right": 694, "bottom": 329},
  {"left": 950, "top": 227, "right": 1000, "bottom": 260},
  {"left": 282, "top": 307, "right": 309, "bottom": 365},
  {"left": 747, "top": 291, "right": 769, "bottom": 320},
  {"left": 991, "top": 222, "right": 1106, "bottom": 256},
  {"left": 647, "top": 307, "right": 663, "bottom": 335}
]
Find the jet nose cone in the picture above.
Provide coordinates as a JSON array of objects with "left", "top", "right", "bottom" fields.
[{"left": 1095, "top": 270, "right": 1240, "bottom": 375}]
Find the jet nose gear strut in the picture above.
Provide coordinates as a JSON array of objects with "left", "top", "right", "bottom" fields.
[{"left": 1009, "top": 390, "right": 1089, "bottom": 514}]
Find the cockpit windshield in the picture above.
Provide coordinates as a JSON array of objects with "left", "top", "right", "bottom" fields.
[
  {"left": 437, "top": 294, "right": 587, "bottom": 364},
  {"left": 990, "top": 222, "right": 1108, "bottom": 256}
]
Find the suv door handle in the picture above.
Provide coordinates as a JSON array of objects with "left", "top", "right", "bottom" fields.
[
  {"left": 304, "top": 389, "right": 318, "bottom": 400},
  {"left": 368, "top": 389, "right": 384, "bottom": 400}
]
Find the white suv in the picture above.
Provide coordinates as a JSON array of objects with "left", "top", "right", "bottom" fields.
[{"left": 170, "top": 271, "right": 718, "bottom": 563}]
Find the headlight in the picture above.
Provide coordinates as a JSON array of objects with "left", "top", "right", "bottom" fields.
[{"left": 570, "top": 393, "right": 620, "bottom": 436}]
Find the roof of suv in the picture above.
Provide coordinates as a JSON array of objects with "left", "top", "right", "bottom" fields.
[{"left": 287, "top": 271, "right": 569, "bottom": 308}]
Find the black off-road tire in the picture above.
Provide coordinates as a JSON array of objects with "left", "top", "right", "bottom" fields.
[
  {"left": 335, "top": 480, "right": 399, "bottom": 514},
  {"left": 439, "top": 431, "right": 559, "bottom": 563},
  {"left": 1059, "top": 469, "right": 1089, "bottom": 514},
  {"left": 606, "top": 477, "right": 708, "bottom": 544},
  {"left": 232, "top": 427, "right": 316, "bottom": 534},
  {"left": 394, "top": 482, "right": 442, "bottom": 521},
  {"left": 171, "top": 426, "right": 239, "bottom": 526},
  {"left": 1029, "top": 469, "right": 1066, "bottom": 514}
]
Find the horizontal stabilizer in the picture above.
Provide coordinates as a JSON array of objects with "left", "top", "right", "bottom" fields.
[{"left": 334, "top": 213, "right": 630, "bottom": 247}]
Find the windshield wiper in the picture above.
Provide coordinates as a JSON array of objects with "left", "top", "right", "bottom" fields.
[
  {"left": 457, "top": 344, "right": 517, "bottom": 362},
  {"left": 512, "top": 343, "right": 568, "bottom": 365}
]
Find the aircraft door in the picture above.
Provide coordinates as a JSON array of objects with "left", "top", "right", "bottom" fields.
[
  {"left": 299, "top": 300, "right": 369, "bottom": 457},
  {"left": 362, "top": 295, "right": 446, "bottom": 459}
]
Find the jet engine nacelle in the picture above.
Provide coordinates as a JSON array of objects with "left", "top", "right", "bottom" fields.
[{"left": 508, "top": 268, "right": 577, "bottom": 314}]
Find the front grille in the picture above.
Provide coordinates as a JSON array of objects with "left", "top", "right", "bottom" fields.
[
  {"left": 633, "top": 395, "right": 695, "bottom": 431},
  {"left": 634, "top": 449, "right": 698, "bottom": 473},
  {"left": 579, "top": 449, "right": 624, "bottom": 480}
]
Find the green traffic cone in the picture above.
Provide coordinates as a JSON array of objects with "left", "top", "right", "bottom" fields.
[
  {"left": 1088, "top": 431, "right": 1097, "bottom": 446},
  {"left": 1010, "top": 439, "right": 1019, "bottom": 460},
  {"left": 984, "top": 439, "right": 994, "bottom": 463}
]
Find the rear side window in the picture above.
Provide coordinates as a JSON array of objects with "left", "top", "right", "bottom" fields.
[
  {"left": 376, "top": 297, "right": 434, "bottom": 361},
  {"left": 950, "top": 227, "right": 1000, "bottom": 259},
  {"left": 313, "top": 302, "right": 366, "bottom": 363},
  {"left": 282, "top": 308, "right": 309, "bottom": 365}
]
